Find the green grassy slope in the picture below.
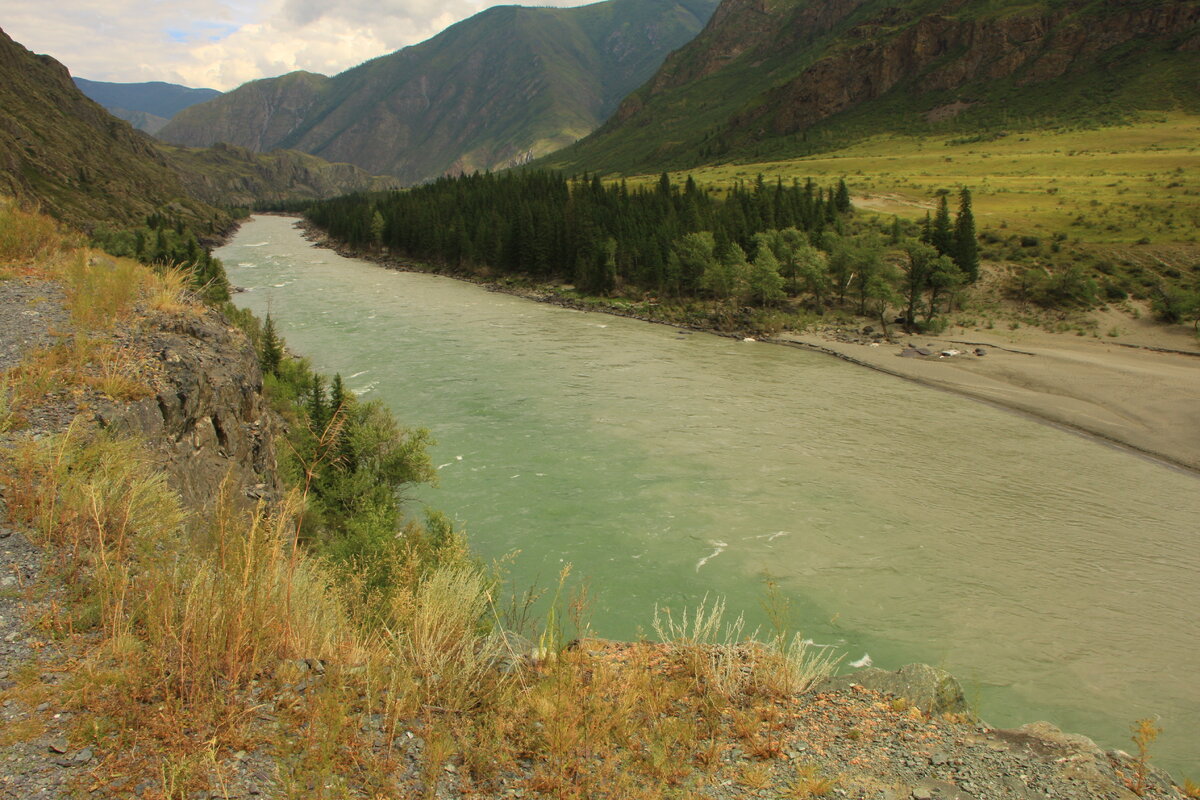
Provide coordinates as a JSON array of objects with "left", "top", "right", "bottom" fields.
[
  {"left": 159, "top": 0, "right": 720, "bottom": 185},
  {"left": 540, "top": 0, "right": 1200, "bottom": 175}
]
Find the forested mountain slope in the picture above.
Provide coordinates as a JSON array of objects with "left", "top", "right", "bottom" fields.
[
  {"left": 158, "top": 0, "right": 720, "bottom": 184},
  {"left": 541, "top": 0, "right": 1200, "bottom": 174}
]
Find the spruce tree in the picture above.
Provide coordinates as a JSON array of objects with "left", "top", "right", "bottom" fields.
[
  {"left": 954, "top": 187, "right": 980, "bottom": 283},
  {"left": 260, "top": 315, "right": 283, "bottom": 376},
  {"left": 835, "top": 179, "right": 851, "bottom": 213},
  {"left": 932, "top": 195, "right": 953, "bottom": 257}
]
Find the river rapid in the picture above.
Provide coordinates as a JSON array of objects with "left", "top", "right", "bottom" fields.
[{"left": 219, "top": 216, "right": 1199, "bottom": 776}]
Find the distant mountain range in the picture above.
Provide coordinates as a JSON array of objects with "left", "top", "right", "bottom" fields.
[
  {"left": 74, "top": 77, "right": 221, "bottom": 134},
  {"left": 158, "top": 0, "right": 720, "bottom": 185},
  {"left": 541, "top": 0, "right": 1200, "bottom": 175},
  {"left": 0, "top": 27, "right": 396, "bottom": 233}
]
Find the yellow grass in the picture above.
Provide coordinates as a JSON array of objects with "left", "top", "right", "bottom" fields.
[
  {"left": 631, "top": 113, "right": 1200, "bottom": 245},
  {"left": 0, "top": 198, "right": 79, "bottom": 272}
]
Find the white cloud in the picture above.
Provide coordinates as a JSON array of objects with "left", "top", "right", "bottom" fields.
[{"left": 3, "top": 0, "right": 597, "bottom": 91}]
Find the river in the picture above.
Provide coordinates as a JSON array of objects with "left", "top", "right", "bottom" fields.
[{"left": 219, "top": 215, "right": 1199, "bottom": 776}]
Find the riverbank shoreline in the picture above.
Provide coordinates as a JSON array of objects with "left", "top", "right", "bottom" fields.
[{"left": 294, "top": 218, "right": 1200, "bottom": 475}]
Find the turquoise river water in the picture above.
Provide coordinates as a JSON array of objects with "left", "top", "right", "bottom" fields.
[{"left": 218, "top": 215, "right": 1199, "bottom": 776}]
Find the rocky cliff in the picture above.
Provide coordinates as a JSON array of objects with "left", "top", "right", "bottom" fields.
[
  {"left": 98, "top": 303, "right": 281, "bottom": 511},
  {"left": 753, "top": 1, "right": 1200, "bottom": 138},
  {"left": 162, "top": 142, "right": 400, "bottom": 209}
]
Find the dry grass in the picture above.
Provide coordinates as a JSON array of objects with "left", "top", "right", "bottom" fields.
[
  {"left": 653, "top": 595, "right": 841, "bottom": 701},
  {"left": 7, "top": 337, "right": 155, "bottom": 405},
  {"left": 0, "top": 198, "right": 78, "bottom": 272},
  {"left": 0, "top": 421, "right": 854, "bottom": 797},
  {"left": 0, "top": 375, "right": 16, "bottom": 433}
]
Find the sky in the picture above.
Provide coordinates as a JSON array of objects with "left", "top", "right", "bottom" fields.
[{"left": 3, "top": 0, "right": 596, "bottom": 91}]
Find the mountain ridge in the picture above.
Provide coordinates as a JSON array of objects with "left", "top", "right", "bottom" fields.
[
  {"left": 158, "top": 0, "right": 720, "bottom": 184},
  {"left": 0, "top": 28, "right": 397, "bottom": 233},
  {"left": 0, "top": 26, "right": 227, "bottom": 232}
]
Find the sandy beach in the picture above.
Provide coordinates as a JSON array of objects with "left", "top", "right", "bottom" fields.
[{"left": 782, "top": 316, "right": 1200, "bottom": 474}]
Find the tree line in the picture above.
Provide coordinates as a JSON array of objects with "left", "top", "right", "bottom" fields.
[{"left": 306, "top": 171, "right": 981, "bottom": 333}]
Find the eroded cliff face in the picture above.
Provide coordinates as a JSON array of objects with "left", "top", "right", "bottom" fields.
[
  {"left": 757, "top": 1, "right": 1200, "bottom": 136},
  {"left": 100, "top": 306, "right": 281, "bottom": 514}
]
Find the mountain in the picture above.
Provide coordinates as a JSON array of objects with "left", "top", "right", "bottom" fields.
[
  {"left": 0, "top": 27, "right": 227, "bottom": 233},
  {"left": 158, "top": 0, "right": 721, "bottom": 184},
  {"left": 73, "top": 77, "right": 221, "bottom": 133},
  {"left": 162, "top": 142, "right": 400, "bottom": 209},
  {"left": 0, "top": 28, "right": 400, "bottom": 233},
  {"left": 540, "top": 0, "right": 1200, "bottom": 175},
  {"left": 108, "top": 108, "right": 172, "bottom": 135}
]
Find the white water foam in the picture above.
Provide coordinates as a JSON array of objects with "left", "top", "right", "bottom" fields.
[{"left": 695, "top": 540, "right": 728, "bottom": 572}]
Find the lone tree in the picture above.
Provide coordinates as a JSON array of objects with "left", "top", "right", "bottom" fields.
[{"left": 954, "top": 187, "right": 979, "bottom": 282}]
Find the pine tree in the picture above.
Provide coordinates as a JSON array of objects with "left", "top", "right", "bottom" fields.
[
  {"left": 835, "top": 179, "right": 851, "bottom": 213},
  {"left": 932, "top": 195, "right": 953, "bottom": 257},
  {"left": 308, "top": 375, "right": 328, "bottom": 432},
  {"left": 330, "top": 373, "right": 347, "bottom": 417},
  {"left": 260, "top": 314, "right": 283, "bottom": 376},
  {"left": 954, "top": 187, "right": 980, "bottom": 282}
]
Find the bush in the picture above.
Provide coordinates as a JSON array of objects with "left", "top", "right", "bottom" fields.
[
  {"left": 1014, "top": 265, "right": 1098, "bottom": 308},
  {"left": 1103, "top": 281, "right": 1129, "bottom": 301}
]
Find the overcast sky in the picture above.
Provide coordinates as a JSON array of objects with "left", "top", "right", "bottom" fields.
[{"left": 4, "top": 0, "right": 596, "bottom": 91}]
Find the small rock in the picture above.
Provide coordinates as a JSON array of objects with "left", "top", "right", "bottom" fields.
[
  {"left": 912, "top": 788, "right": 934, "bottom": 800},
  {"left": 48, "top": 738, "right": 69, "bottom": 754},
  {"left": 36, "top": 702, "right": 51, "bottom": 713},
  {"left": 73, "top": 747, "right": 93, "bottom": 764}
]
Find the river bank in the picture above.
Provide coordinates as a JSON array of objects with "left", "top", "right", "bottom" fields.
[{"left": 298, "top": 220, "right": 1200, "bottom": 475}]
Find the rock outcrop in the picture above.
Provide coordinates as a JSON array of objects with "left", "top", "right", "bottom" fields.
[
  {"left": 162, "top": 142, "right": 400, "bottom": 209},
  {"left": 754, "top": 1, "right": 1200, "bottom": 137},
  {"left": 820, "top": 662, "right": 971, "bottom": 717},
  {"left": 100, "top": 307, "right": 281, "bottom": 513}
]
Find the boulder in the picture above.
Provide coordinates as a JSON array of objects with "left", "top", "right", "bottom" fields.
[{"left": 819, "top": 663, "right": 971, "bottom": 716}]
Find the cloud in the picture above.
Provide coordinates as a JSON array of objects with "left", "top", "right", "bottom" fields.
[{"left": 3, "top": 0, "right": 597, "bottom": 91}]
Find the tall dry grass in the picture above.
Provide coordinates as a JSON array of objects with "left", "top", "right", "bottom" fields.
[{"left": 0, "top": 198, "right": 78, "bottom": 273}]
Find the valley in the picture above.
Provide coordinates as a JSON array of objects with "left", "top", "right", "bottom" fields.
[{"left": 0, "top": 0, "right": 1198, "bottom": 795}]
